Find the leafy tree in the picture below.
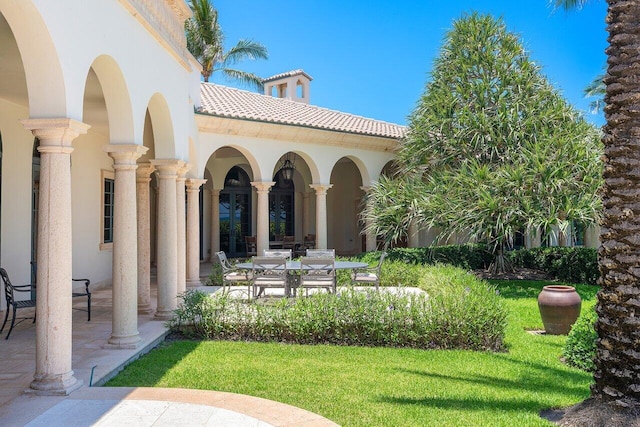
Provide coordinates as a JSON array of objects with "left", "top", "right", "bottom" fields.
[
  {"left": 362, "top": 13, "right": 602, "bottom": 273},
  {"left": 553, "top": 0, "right": 640, "bottom": 423},
  {"left": 185, "top": 0, "right": 268, "bottom": 89}
]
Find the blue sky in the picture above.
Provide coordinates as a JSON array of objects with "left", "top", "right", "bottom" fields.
[{"left": 211, "top": 1, "right": 608, "bottom": 127}]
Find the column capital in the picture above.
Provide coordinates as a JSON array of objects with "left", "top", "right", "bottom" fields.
[
  {"left": 136, "top": 162, "right": 156, "bottom": 182},
  {"left": 251, "top": 181, "right": 275, "bottom": 193},
  {"left": 151, "top": 159, "right": 183, "bottom": 178},
  {"left": 104, "top": 144, "right": 148, "bottom": 169},
  {"left": 310, "top": 183, "right": 333, "bottom": 196},
  {"left": 21, "top": 118, "right": 90, "bottom": 154},
  {"left": 186, "top": 178, "right": 207, "bottom": 192},
  {"left": 176, "top": 163, "right": 191, "bottom": 182}
]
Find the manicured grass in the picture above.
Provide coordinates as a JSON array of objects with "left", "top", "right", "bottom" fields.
[{"left": 107, "top": 280, "right": 597, "bottom": 426}]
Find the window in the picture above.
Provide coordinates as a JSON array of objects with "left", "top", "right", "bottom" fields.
[{"left": 100, "top": 170, "right": 115, "bottom": 250}]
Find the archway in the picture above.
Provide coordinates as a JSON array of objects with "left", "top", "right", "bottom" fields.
[
  {"left": 220, "top": 166, "right": 252, "bottom": 257},
  {"left": 328, "top": 157, "right": 364, "bottom": 255}
]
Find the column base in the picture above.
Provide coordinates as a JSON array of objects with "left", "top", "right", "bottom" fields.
[
  {"left": 106, "top": 332, "right": 141, "bottom": 349},
  {"left": 153, "top": 310, "right": 175, "bottom": 321},
  {"left": 186, "top": 279, "right": 203, "bottom": 288},
  {"left": 27, "top": 372, "right": 83, "bottom": 396},
  {"left": 137, "top": 304, "right": 154, "bottom": 315}
]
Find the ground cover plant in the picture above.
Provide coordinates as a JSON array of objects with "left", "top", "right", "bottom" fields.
[
  {"left": 108, "top": 278, "right": 597, "bottom": 426},
  {"left": 175, "top": 263, "right": 506, "bottom": 351}
]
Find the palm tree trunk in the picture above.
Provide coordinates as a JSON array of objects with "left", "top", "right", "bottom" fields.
[{"left": 593, "top": 0, "right": 640, "bottom": 408}]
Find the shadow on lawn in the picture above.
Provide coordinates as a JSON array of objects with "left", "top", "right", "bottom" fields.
[{"left": 382, "top": 352, "right": 591, "bottom": 412}]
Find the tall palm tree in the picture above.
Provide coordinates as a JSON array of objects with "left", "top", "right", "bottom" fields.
[
  {"left": 555, "top": 0, "right": 640, "bottom": 422},
  {"left": 185, "top": 0, "right": 268, "bottom": 90}
]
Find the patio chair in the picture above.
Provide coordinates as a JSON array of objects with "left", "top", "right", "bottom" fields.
[
  {"left": 262, "top": 249, "right": 292, "bottom": 260},
  {"left": 251, "top": 256, "right": 288, "bottom": 298},
  {"left": 281, "top": 235, "right": 299, "bottom": 254},
  {"left": 245, "top": 236, "right": 257, "bottom": 257},
  {"left": 351, "top": 252, "right": 387, "bottom": 290},
  {"left": 0, "top": 268, "right": 36, "bottom": 339},
  {"left": 306, "top": 248, "right": 335, "bottom": 258},
  {"left": 215, "top": 251, "right": 251, "bottom": 298},
  {"left": 30, "top": 261, "right": 91, "bottom": 321},
  {"left": 299, "top": 256, "right": 336, "bottom": 296},
  {"left": 303, "top": 234, "right": 316, "bottom": 250}
]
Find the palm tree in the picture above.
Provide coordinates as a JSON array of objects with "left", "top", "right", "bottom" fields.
[
  {"left": 554, "top": 0, "right": 640, "bottom": 422},
  {"left": 185, "top": 0, "right": 268, "bottom": 90},
  {"left": 584, "top": 71, "right": 605, "bottom": 114}
]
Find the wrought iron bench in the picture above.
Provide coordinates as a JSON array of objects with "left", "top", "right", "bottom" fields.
[{"left": 0, "top": 268, "right": 36, "bottom": 339}]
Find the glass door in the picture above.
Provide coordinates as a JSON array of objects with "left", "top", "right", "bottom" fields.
[{"left": 220, "top": 166, "right": 253, "bottom": 257}]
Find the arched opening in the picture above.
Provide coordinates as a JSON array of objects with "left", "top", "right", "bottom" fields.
[
  {"left": 270, "top": 168, "right": 295, "bottom": 240},
  {"left": 220, "top": 166, "right": 252, "bottom": 257},
  {"left": 328, "top": 157, "right": 363, "bottom": 254}
]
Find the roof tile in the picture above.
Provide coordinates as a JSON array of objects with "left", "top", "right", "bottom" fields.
[{"left": 198, "top": 83, "right": 407, "bottom": 139}]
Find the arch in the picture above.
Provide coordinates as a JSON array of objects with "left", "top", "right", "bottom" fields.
[
  {"left": 203, "top": 145, "right": 261, "bottom": 188},
  {"left": 328, "top": 157, "right": 365, "bottom": 255},
  {"left": 85, "top": 55, "right": 135, "bottom": 143},
  {"left": 146, "top": 93, "right": 176, "bottom": 158},
  {"left": 1, "top": 3, "right": 68, "bottom": 117}
]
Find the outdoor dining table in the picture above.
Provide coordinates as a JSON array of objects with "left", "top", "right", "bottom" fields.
[{"left": 235, "top": 260, "right": 369, "bottom": 297}]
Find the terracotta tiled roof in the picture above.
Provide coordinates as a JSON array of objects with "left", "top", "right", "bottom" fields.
[
  {"left": 198, "top": 83, "right": 407, "bottom": 139},
  {"left": 263, "top": 69, "right": 313, "bottom": 82}
]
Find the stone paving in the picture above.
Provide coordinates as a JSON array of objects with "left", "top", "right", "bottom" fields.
[{"left": 0, "top": 267, "right": 338, "bottom": 426}]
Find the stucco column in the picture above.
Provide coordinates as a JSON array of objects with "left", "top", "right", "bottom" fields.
[
  {"left": 176, "top": 164, "right": 190, "bottom": 295},
  {"left": 360, "top": 186, "right": 377, "bottom": 252},
  {"left": 525, "top": 227, "right": 542, "bottom": 249},
  {"left": 251, "top": 181, "right": 275, "bottom": 254},
  {"left": 310, "top": 184, "right": 333, "bottom": 250},
  {"left": 408, "top": 219, "right": 420, "bottom": 248},
  {"left": 21, "top": 118, "right": 89, "bottom": 395},
  {"left": 136, "top": 162, "right": 155, "bottom": 314},
  {"left": 210, "top": 189, "right": 220, "bottom": 254},
  {"left": 186, "top": 178, "right": 207, "bottom": 287},
  {"left": 104, "top": 144, "right": 147, "bottom": 348},
  {"left": 151, "top": 159, "right": 182, "bottom": 320}
]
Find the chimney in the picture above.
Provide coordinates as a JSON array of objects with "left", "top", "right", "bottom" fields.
[{"left": 263, "top": 69, "right": 313, "bottom": 104}]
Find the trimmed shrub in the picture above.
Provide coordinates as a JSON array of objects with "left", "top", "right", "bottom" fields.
[
  {"left": 507, "top": 247, "right": 598, "bottom": 285},
  {"left": 352, "top": 244, "right": 494, "bottom": 270},
  {"left": 169, "top": 264, "right": 507, "bottom": 352},
  {"left": 563, "top": 307, "right": 597, "bottom": 372}
]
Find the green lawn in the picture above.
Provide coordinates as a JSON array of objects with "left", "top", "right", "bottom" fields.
[{"left": 107, "top": 280, "right": 598, "bottom": 427}]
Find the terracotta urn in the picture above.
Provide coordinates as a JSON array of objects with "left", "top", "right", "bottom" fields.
[{"left": 537, "top": 285, "right": 582, "bottom": 335}]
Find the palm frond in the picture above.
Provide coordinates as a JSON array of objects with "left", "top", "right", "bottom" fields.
[{"left": 218, "top": 69, "right": 265, "bottom": 92}]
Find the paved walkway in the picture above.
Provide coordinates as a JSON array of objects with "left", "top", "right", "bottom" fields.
[{"left": 0, "top": 266, "right": 338, "bottom": 426}]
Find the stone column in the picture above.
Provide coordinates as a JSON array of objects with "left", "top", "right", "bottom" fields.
[
  {"left": 525, "top": 227, "right": 542, "bottom": 249},
  {"left": 176, "top": 164, "right": 190, "bottom": 296},
  {"left": 151, "top": 159, "right": 182, "bottom": 320},
  {"left": 104, "top": 144, "right": 147, "bottom": 348},
  {"left": 408, "top": 219, "right": 420, "bottom": 248},
  {"left": 21, "top": 118, "right": 89, "bottom": 395},
  {"left": 211, "top": 189, "right": 220, "bottom": 254},
  {"left": 251, "top": 181, "right": 275, "bottom": 254},
  {"left": 310, "top": 184, "right": 333, "bottom": 250},
  {"left": 136, "top": 162, "right": 155, "bottom": 314},
  {"left": 186, "top": 178, "right": 207, "bottom": 287},
  {"left": 360, "top": 186, "right": 377, "bottom": 252}
]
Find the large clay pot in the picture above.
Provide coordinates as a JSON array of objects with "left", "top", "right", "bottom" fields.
[{"left": 537, "top": 285, "right": 582, "bottom": 335}]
